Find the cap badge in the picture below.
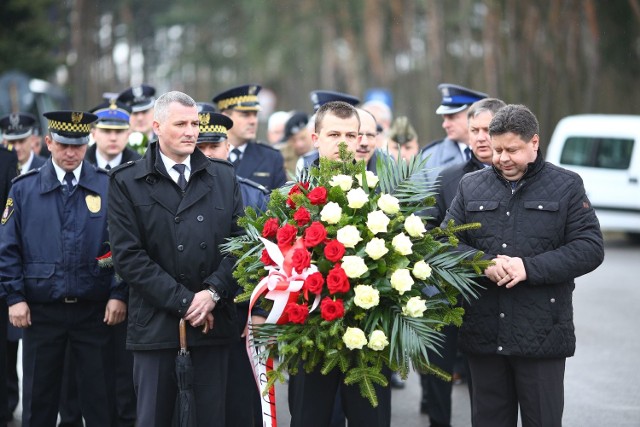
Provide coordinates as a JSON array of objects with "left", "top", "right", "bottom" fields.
[
  {"left": 248, "top": 85, "right": 257, "bottom": 95},
  {"left": 71, "top": 112, "right": 83, "bottom": 124},
  {"left": 133, "top": 86, "right": 143, "bottom": 97},
  {"left": 200, "top": 113, "right": 210, "bottom": 126},
  {"left": 9, "top": 114, "right": 20, "bottom": 130}
]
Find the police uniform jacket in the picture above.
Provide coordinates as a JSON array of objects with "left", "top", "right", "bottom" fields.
[
  {"left": 234, "top": 141, "right": 287, "bottom": 190},
  {"left": 85, "top": 144, "right": 141, "bottom": 167},
  {"left": 0, "top": 158, "right": 125, "bottom": 305},
  {"left": 107, "top": 141, "right": 244, "bottom": 351},
  {"left": 443, "top": 154, "right": 604, "bottom": 358},
  {"left": 237, "top": 176, "right": 269, "bottom": 213},
  {"left": 29, "top": 154, "right": 46, "bottom": 171},
  {"left": 420, "top": 138, "right": 466, "bottom": 182}
]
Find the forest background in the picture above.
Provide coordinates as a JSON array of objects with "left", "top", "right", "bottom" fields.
[{"left": 1, "top": 0, "right": 639, "bottom": 149}]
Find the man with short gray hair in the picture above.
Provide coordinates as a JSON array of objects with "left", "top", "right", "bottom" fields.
[{"left": 108, "top": 91, "right": 245, "bottom": 427}]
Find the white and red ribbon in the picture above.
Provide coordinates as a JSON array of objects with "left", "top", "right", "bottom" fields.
[{"left": 246, "top": 237, "right": 320, "bottom": 427}]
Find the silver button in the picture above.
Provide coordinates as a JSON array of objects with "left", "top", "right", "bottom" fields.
[
  {"left": 502, "top": 243, "right": 507, "bottom": 248},
  {"left": 498, "top": 346, "right": 503, "bottom": 352},
  {"left": 550, "top": 298, "right": 556, "bottom": 303},
  {"left": 506, "top": 211, "right": 510, "bottom": 216},
  {"left": 479, "top": 205, "right": 484, "bottom": 210},
  {"left": 177, "top": 245, "right": 184, "bottom": 251},
  {"left": 197, "top": 215, "right": 204, "bottom": 222},
  {"left": 499, "top": 313, "right": 505, "bottom": 318},
  {"left": 538, "top": 205, "right": 543, "bottom": 209}
]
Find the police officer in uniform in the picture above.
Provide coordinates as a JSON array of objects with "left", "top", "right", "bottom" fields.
[
  {"left": 1, "top": 113, "right": 46, "bottom": 176},
  {"left": 57, "top": 100, "right": 140, "bottom": 427},
  {"left": 117, "top": 84, "right": 156, "bottom": 153},
  {"left": 420, "top": 84, "right": 488, "bottom": 182},
  {"left": 0, "top": 110, "right": 126, "bottom": 427},
  {"left": 213, "top": 84, "right": 287, "bottom": 190}
]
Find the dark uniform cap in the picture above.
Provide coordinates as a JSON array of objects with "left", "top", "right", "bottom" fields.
[
  {"left": 388, "top": 116, "right": 417, "bottom": 145},
  {"left": 310, "top": 90, "right": 360, "bottom": 112},
  {"left": 117, "top": 84, "right": 156, "bottom": 113},
  {"left": 90, "top": 100, "right": 131, "bottom": 130},
  {"left": 43, "top": 110, "right": 98, "bottom": 145},
  {"left": 197, "top": 103, "right": 234, "bottom": 144},
  {"left": 212, "top": 84, "right": 261, "bottom": 112},
  {"left": 281, "top": 111, "right": 309, "bottom": 142},
  {"left": 436, "top": 83, "right": 488, "bottom": 115},
  {"left": 0, "top": 112, "right": 37, "bottom": 141}
]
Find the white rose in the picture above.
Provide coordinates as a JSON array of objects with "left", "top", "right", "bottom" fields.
[
  {"left": 366, "top": 210, "right": 390, "bottom": 235},
  {"left": 377, "top": 194, "right": 400, "bottom": 215},
  {"left": 342, "top": 256, "right": 369, "bottom": 278},
  {"left": 367, "top": 330, "right": 389, "bottom": 351},
  {"left": 346, "top": 187, "right": 369, "bottom": 209},
  {"left": 353, "top": 285, "right": 380, "bottom": 309},
  {"left": 392, "top": 233, "right": 413, "bottom": 255},
  {"left": 343, "top": 327, "right": 368, "bottom": 350},
  {"left": 329, "top": 174, "right": 353, "bottom": 191},
  {"left": 412, "top": 260, "right": 432, "bottom": 280},
  {"left": 356, "top": 170, "right": 379, "bottom": 189},
  {"left": 402, "top": 296, "right": 427, "bottom": 318},
  {"left": 336, "top": 225, "right": 363, "bottom": 248},
  {"left": 390, "top": 269, "right": 414, "bottom": 294},
  {"left": 365, "top": 237, "right": 389, "bottom": 260},
  {"left": 320, "top": 202, "right": 342, "bottom": 224},
  {"left": 404, "top": 214, "right": 426, "bottom": 238}
]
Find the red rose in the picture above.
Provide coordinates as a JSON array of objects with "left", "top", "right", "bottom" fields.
[
  {"left": 307, "top": 186, "right": 328, "bottom": 205},
  {"left": 291, "top": 248, "right": 311, "bottom": 273},
  {"left": 320, "top": 297, "right": 345, "bottom": 321},
  {"left": 326, "top": 264, "right": 350, "bottom": 294},
  {"left": 285, "top": 302, "right": 309, "bottom": 324},
  {"left": 303, "top": 272, "right": 325, "bottom": 294},
  {"left": 293, "top": 207, "right": 311, "bottom": 226},
  {"left": 276, "top": 223, "right": 298, "bottom": 248},
  {"left": 304, "top": 221, "right": 327, "bottom": 248},
  {"left": 262, "top": 218, "right": 279, "bottom": 238},
  {"left": 260, "top": 248, "right": 275, "bottom": 266},
  {"left": 287, "top": 182, "right": 309, "bottom": 209},
  {"left": 323, "top": 240, "right": 345, "bottom": 263}
]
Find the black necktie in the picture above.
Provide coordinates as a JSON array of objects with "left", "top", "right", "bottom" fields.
[
  {"left": 464, "top": 147, "right": 471, "bottom": 161},
  {"left": 105, "top": 164, "right": 112, "bottom": 170},
  {"left": 64, "top": 172, "right": 75, "bottom": 189},
  {"left": 230, "top": 148, "right": 242, "bottom": 166},
  {"left": 173, "top": 164, "right": 187, "bottom": 191}
]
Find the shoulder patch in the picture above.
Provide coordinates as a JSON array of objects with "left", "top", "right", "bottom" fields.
[
  {"left": 2, "top": 197, "right": 14, "bottom": 225},
  {"left": 12, "top": 168, "right": 38, "bottom": 183},
  {"left": 108, "top": 160, "right": 136, "bottom": 175},
  {"left": 237, "top": 176, "right": 269, "bottom": 194}
]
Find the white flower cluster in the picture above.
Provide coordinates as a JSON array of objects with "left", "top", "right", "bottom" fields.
[{"left": 342, "top": 327, "right": 389, "bottom": 351}]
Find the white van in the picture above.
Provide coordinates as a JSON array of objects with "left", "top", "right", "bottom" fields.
[{"left": 546, "top": 114, "right": 640, "bottom": 240}]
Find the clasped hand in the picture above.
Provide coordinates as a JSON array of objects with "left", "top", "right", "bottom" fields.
[{"left": 484, "top": 255, "right": 527, "bottom": 288}]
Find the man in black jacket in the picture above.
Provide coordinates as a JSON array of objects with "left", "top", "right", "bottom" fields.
[
  {"left": 443, "top": 104, "right": 604, "bottom": 427},
  {"left": 107, "top": 91, "right": 244, "bottom": 427}
]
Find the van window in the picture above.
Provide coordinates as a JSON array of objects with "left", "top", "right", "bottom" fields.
[{"left": 560, "top": 137, "right": 634, "bottom": 170}]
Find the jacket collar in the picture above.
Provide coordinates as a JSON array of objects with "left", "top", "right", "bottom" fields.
[{"left": 39, "top": 158, "right": 103, "bottom": 194}]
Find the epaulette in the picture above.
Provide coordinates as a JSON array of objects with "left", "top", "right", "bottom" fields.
[
  {"left": 12, "top": 168, "right": 38, "bottom": 183},
  {"left": 108, "top": 160, "right": 136, "bottom": 175},
  {"left": 237, "top": 176, "right": 269, "bottom": 194},
  {"left": 420, "top": 138, "right": 445, "bottom": 154},
  {"left": 253, "top": 140, "right": 280, "bottom": 152},
  {"left": 208, "top": 157, "right": 234, "bottom": 167}
]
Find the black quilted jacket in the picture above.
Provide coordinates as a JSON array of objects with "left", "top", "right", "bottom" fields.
[{"left": 443, "top": 154, "right": 604, "bottom": 358}]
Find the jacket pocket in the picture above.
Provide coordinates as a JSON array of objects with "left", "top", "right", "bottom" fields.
[
  {"left": 466, "top": 200, "right": 499, "bottom": 213},
  {"left": 522, "top": 201, "right": 561, "bottom": 244},
  {"left": 24, "top": 263, "right": 55, "bottom": 279}
]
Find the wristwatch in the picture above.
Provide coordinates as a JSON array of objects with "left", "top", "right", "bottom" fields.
[{"left": 206, "top": 286, "right": 221, "bottom": 303}]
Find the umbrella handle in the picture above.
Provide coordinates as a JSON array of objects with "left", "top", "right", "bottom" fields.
[{"left": 179, "top": 318, "right": 188, "bottom": 351}]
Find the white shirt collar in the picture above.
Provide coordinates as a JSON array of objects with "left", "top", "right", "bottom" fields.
[
  {"left": 20, "top": 151, "right": 34, "bottom": 174},
  {"left": 96, "top": 150, "right": 123, "bottom": 169},
  {"left": 52, "top": 160, "right": 82, "bottom": 186},
  {"left": 159, "top": 149, "right": 191, "bottom": 182}
]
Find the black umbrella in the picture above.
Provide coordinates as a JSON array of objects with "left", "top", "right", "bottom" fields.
[{"left": 173, "top": 319, "right": 196, "bottom": 427}]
